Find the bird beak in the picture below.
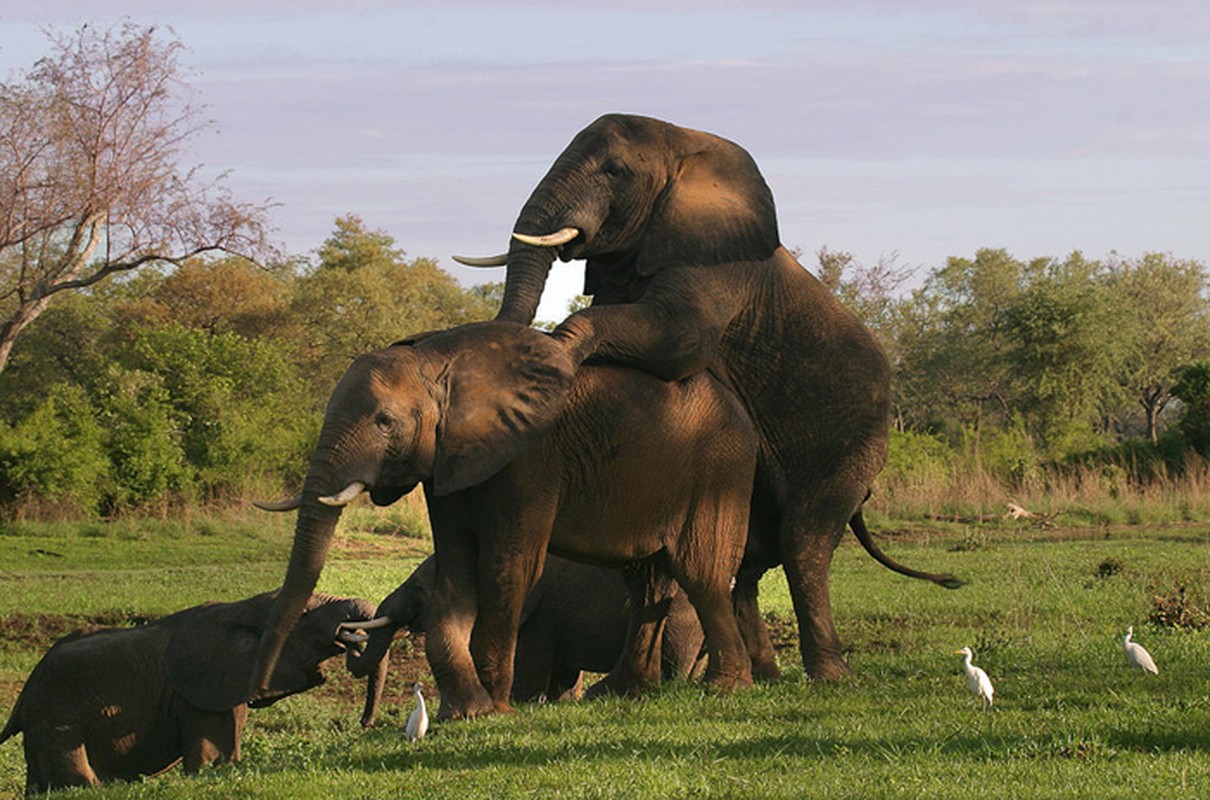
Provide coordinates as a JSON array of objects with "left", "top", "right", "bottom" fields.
[{"left": 953, "top": 649, "right": 964, "bottom": 654}]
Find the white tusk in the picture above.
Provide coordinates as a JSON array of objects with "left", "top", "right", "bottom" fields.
[
  {"left": 338, "top": 631, "right": 369, "bottom": 643},
  {"left": 452, "top": 253, "right": 508, "bottom": 267},
  {"left": 339, "top": 616, "right": 395, "bottom": 631},
  {"left": 512, "top": 227, "right": 579, "bottom": 248},
  {"left": 318, "top": 481, "right": 366, "bottom": 507},
  {"left": 252, "top": 494, "right": 303, "bottom": 512}
]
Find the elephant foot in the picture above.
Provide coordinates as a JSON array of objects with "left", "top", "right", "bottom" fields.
[
  {"left": 703, "top": 670, "right": 754, "bottom": 694},
  {"left": 435, "top": 692, "right": 497, "bottom": 722},
  {"left": 804, "top": 655, "right": 853, "bottom": 682},
  {"left": 752, "top": 659, "right": 782, "bottom": 682},
  {"left": 584, "top": 672, "right": 658, "bottom": 699}
]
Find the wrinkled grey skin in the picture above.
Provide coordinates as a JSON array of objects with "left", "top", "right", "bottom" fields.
[
  {"left": 252, "top": 321, "right": 757, "bottom": 721},
  {"left": 476, "top": 113, "right": 959, "bottom": 681},
  {"left": 351, "top": 554, "right": 705, "bottom": 703},
  {"left": 1, "top": 593, "right": 385, "bottom": 795}
]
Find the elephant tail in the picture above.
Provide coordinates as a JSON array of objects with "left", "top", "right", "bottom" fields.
[
  {"left": 850, "top": 510, "right": 964, "bottom": 589},
  {"left": 0, "top": 691, "right": 23, "bottom": 743}
]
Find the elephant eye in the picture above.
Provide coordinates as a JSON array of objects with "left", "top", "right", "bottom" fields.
[
  {"left": 600, "top": 158, "right": 626, "bottom": 179},
  {"left": 374, "top": 412, "right": 394, "bottom": 432}
]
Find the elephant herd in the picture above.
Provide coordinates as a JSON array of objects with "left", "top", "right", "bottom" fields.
[{"left": 2, "top": 114, "right": 959, "bottom": 794}]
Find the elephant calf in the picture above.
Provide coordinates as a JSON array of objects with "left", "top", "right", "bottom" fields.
[
  {"left": 348, "top": 554, "right": 705, "bottom": 703},
  {"left": 0, "top": 592, "right": 385, "bottom": 795}
]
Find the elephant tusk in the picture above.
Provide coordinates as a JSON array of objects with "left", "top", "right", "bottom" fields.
[
  {"left": 252, "top": 494, "right": 304, "bottom": 512},
  {"left": 452, "top": 253, "right": 508, "bottom": 267},
  {"left": 339, "top": 616, "right": 395, "bottom": 631},
  {"left": 318, "top": 481, "right": 366, "bottom": 507},
  {"left": 512, "top": 227, "right": 580, "bottom": 248}
]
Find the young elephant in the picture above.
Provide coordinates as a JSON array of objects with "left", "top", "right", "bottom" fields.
[
  {"left": 348, "top": 553, "right": 705, "bottom": 703},
  {"left": 253, "top": 321, "right": 758, "bottom": 721},
  {"left": 1, "top": 592, "right": 385, "bottom": 795}
]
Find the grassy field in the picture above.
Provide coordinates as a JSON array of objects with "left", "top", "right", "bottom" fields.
[{"left": 1, "top": 508, "right": 1208, "bottom": 798}]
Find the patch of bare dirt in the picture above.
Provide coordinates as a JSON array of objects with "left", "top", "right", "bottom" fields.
[{"left": 0, "top": 612, "right": 155, "bottom": 651}]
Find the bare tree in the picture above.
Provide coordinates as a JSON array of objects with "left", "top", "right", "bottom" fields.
[{"left": 0, "top": 23, "right": 271, "bottom": 373}]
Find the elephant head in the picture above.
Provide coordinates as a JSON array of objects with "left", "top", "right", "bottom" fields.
[
  {"left": 165, "top": 592, "right": 387, "bottom": 728},
  {"left": 341, "top": 556, "right": 438, "bottom": 680},
  {"left": 458, "top": 113, "right": 780, "bottom": 323},
  {"left": 250, "top": 322, "right": 574, "bottom": 696}
]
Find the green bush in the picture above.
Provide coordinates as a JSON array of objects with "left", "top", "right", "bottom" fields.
[
  {"left": 96, "top": 366, "right": 193, "bottom": 510},
  {"left": 0, "top": 384, "right": 109, "bottom": 513},
  {"left": 125, "top": 323, "right": 317, "bottom": 498},
  {"left": 883, "top": 428, "right": 954, "bottom": 486}
]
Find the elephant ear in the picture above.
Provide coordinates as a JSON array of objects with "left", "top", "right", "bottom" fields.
[
  {"left": 429, "top": 322, "right": 575, "bottom": 496},
  {"left": 633, "top": 133, "right": 780, "bottom": 276},
  {"left": 165, "top": 594, "right": 276, "bottom": 712}
]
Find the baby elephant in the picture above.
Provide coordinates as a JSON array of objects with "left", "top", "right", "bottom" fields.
[
  {"left": 1, "top": 592, "right": 385, "bottom": 795},
  {"left": 347, "top": 554, "right": 706, "bottom": 702}
]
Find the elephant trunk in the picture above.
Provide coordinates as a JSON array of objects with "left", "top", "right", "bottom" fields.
[
  {"left": 496, "top": 154, "right": 590, "bottom": 324},
  {"left": 495, "top": 240, "right": 557, "bottom": 324},
  {"left": 359, "top": 649, "right": 388, "bottom": 729},
  {"left": 251, "top": 496, "right": 343, "bottom": 696},
  {"left": 344, "top": 599, "right": 390, "bottom": 729}
]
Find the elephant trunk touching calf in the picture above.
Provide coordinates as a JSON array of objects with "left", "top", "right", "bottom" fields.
[{"left": 1, "top": 592, "right": 385, "bottom": 794}]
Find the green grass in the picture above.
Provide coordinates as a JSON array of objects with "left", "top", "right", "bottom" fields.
[{"left": 2, "top": 515, "right": 1209, "bottom": 798}]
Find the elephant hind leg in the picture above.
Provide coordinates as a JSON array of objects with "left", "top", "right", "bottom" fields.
[
  {"left": 586, "top": 556, "right": 674, "bottom": 699},
  {"left": 666, "top": 554, "right": 752, "bottom": 692},
  {"left": 733, "top": 567, "right": 781, "bottom": 682},
  {"left": 780, "top": 488, "right": 867, "bottom": 682},
  {"left": 676, "top": 574, "right": 753, "bottom": 693},
  {"left": 27, "top": 737, "right": 99, "bottom": 792}
]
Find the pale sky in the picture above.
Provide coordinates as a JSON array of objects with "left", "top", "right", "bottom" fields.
[{"left": 2, "top": 1, "right": 1207, "bottom": 322}]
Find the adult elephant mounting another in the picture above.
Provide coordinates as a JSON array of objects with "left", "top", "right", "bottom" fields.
[{"left": 457, "top": 113, "right": 959, "bottom": 681}]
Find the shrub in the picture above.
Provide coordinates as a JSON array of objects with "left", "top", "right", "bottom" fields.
[
  {"left": 96, "top": 366, "right": 193, "bottom": 510},
  {"left": 1149, "top": 585, "right": 1210, "bottom": 630},
  {"left": 0, "top": 384, "right": 109, "bottom": 514}
]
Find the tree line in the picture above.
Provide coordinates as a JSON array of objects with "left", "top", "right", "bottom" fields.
[
  {"left": 820, "top": 246, "right": 1210, "bottom": 489},
  {"left": 4, "top": 24, "right": 1209, "bottom": 517},
  {"left": 0, "top": 216, "right": 498, "bottom": 515},
  {"left": 4, "top": 225, "right": 1208, "bottom": 516}
]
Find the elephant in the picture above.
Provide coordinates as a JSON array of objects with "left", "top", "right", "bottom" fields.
[
  {"left": 1, "top": 592, "right": 385, "bottom": 795},
  {"left": 346, "top": 553, "right": 705, "bottom": 704},
  {"left": 454, "top": 113, "right": 960, "bottom": 681},
  {"left": 250, "top": 320, "right": 758, "bottom": 721}
]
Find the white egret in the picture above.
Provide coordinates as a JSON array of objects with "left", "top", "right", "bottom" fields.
[
  {"left": 1122, "top": 626, "right": 1159, "bottom": 674},
  {"left": 954, "top": 647, "right": 994, "bottom": 709},
  {"left": 406, "top": 682, "right": 429, "bottom": 742}
]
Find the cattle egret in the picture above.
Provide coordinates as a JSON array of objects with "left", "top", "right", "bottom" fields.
[
  {"left": 1122, "top": 626, "right": 1159, "bottom": 674},
  {"left": 954, "top": 646, "right": 994, "bottom": 709},
  {"left": 407, "top": 682, "right": 429, "bottom": 742}
]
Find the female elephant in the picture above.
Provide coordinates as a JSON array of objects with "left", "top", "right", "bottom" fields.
[
  {"left": 457, "top": 113, "right": 958, "bottom": 681},
  {"left": 1, "top": 592, "right": 385, "bottom": 795},
  {"left": 347, "top": 553, "right": 705, "bottom": 704},
  {"left": 251, "top": 321, "right": 757, "bottom": 720}
]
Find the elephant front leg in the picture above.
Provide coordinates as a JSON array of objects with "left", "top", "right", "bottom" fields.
[
  {"left": 181, "top": 704, "right": 246, "bottom": 773},
  {"left": 471, "top": 543, "right": 547, "bottom": 713},
  {"left": 426, "top": 550, "right": 495, "bottom": 721}
]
